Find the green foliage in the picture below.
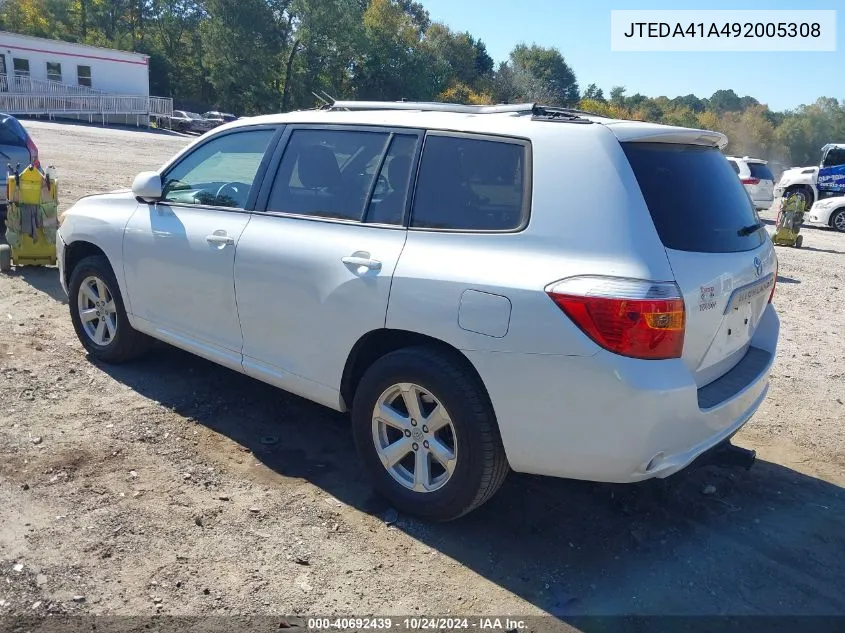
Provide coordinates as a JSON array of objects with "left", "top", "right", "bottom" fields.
[
  {"left": 0, "top": 0, "right": 841, "bottom": 166},
  {"left": 508, "top": 43, "right": 578, "bottom": 106}
]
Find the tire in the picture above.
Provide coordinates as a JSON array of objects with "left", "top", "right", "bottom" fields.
[
  {"left": 795, "top": 235, "right": 803, "bottom": 248},
  {"left": 830, "top": 208, "right": 845, "bottom": 233},
  {"left": 351, "top": 346, "right": 509, "bottom": 521},
  {"left": 786, "top": 186, "right": 813, "bottom": 209},
  {"left": 0, "top": 244, "right": 11, "bottom": 272},
  {"left": 68, "top": 254, "right": 152, "bottom": 363}
]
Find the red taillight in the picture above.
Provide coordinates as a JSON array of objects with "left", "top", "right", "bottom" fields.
[
  {"left": 741, "top": 177, "right": 760, "bottom": 185},
  {"left": 547, "top": 277, "right": 686, "bottom": 360},
  {"left": 26, "top": 137, "right": 39, "bottom": 168}
]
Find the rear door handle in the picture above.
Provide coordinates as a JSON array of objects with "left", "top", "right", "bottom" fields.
[
  {"left": 342, "top": 255, "right": 382, "bottom": 271},
  {"left": 206, "top": 233, "right": 235, "bottom": 246}
]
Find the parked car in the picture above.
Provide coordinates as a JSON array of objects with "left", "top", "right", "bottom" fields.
[
  {"left": 807, "top": 196, "right": 845, "bottom": 232},
  {"left": 0, "top": 112, "right": 39, "bottom": 228},
  {"left": 168, "top": 110, "right": 196, "bottom": 133},
  {"left": 169, "top": 110, "right": 215, "bottom": 134},
  {"left": 56, "top": 101, "right": 779, "bottom": 521},
  {"left": 203, "top": 111, "right": 237, "bottom": 127},
  {"left": 726, "top": 156, "right": 775, "bottom": 210}
]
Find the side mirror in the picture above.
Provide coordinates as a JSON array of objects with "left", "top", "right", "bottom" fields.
[{"left": 132, "top": 171, "right": 163, "bottom": 203}]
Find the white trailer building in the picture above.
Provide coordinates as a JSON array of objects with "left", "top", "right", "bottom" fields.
[{"left": 0, "top": 31, "right": 172, "bottom": 124}]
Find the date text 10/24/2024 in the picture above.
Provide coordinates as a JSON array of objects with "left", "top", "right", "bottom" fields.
[{"left": 306, "top": 617, "right": 527, "bottom": 631}]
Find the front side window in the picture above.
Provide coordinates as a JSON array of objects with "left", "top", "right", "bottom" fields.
[
  {"left": 161, "top": 129, "right": 275, "bottom": 209},
  {"left": 77, "top": 65, "right": 92, "bottom": 87},
  {"left": 13, "top": 58, "right": 30, "bottom": 78},
  {"left": 46, "top": 62, "right": 62, "bottom": 82},
  {"left": 267, "top": 128, "right": 391, "bottom": 221},
  {"left": 410, "top": 135, "right": 528, "bottom": 231}
]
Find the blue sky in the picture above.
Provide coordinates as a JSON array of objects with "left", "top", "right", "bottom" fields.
[{"left": 420, "top": 0, "right": 843, "bottom": 111}]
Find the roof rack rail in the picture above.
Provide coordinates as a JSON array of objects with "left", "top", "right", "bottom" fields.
[
  {"left": 322, "top": 100, "right": 600, "bottom": 124},
  {"left": 324, "top": 100, "right": 537, "bottom": 114}
]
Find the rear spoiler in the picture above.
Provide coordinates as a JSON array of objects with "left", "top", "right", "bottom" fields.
[{"left": 602, "top": 121, "right": 728, "bottom": 149}]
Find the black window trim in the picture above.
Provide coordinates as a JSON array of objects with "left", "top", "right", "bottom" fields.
[
  {"left": 408, "top": 130, "right": 533, "bottom": 235},
  {"left": 153, "top": 124, "right": 285, "bottom": 214},
  {"left": 253, "top": 123, "right": 425, "bottom": 230}
]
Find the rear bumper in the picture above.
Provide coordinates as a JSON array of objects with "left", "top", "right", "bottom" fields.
[{"left": 465, "top": 304, "right": 779, "bottom": 483}]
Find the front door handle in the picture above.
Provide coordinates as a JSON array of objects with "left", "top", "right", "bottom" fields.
[
  {"left": 206, "top": 232, "right": 235, "bottom": 246},
  {"left": 342, "top": 255, "right": 382, "bottom": 272}
]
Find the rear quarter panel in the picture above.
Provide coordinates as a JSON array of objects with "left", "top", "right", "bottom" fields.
[{"left": 387, "top": 123, "right": 676, "bottom": 356}]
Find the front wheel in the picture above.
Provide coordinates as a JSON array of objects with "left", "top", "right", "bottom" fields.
[
  {"left": 830, "top": 208, "right": 845, "bottom": 233},
  {"left": 68, "top": 255, "right": 152, "bottom": 363},
  {"left": 351, "top": 346, "right": 509, "bottom": 522}
]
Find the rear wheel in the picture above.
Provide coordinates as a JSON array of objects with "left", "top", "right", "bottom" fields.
[
  {"left": 795, "top": 235, "right": 803, "bottom": 248},
  {"left": 68, "top": 255, "right": 152, "bottom": 363},
  {"left": 830, "top": 208, "right": 845, "bottom": 233},
  {"left": 351, "top": 346, "right": 509, "bottom": 521}
]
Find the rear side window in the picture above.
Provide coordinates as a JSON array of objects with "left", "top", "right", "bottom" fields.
[
  {"left": 411, "top": 134, "right": 529, "bottom": 231},
  {"left": 728, "top": 160, "right": 740, "bottom": 174},
  {"left": 623, "top": 143, "right": 765, "bottom": 253},
  {"left": 748, "top": 163, "right": 774, "bottom": 180},
  {"left": 267, "top": 129, "right": 391, "bottom": 221}
]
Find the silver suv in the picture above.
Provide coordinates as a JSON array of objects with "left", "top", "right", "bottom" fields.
[
  {"left": 57, "top": 101, "right": 780, "bottom": 521},
  {"left": 727, "top": 155, "right": 775, "bottom": 210}
]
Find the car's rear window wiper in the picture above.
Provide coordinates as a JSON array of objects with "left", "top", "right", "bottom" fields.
[{"left": 737, "top": 221, "right": 765, "bottom": 236}]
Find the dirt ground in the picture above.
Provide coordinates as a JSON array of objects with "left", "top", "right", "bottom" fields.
[{"left": 1, "top": 121, "right": 844, "bottom": 628}]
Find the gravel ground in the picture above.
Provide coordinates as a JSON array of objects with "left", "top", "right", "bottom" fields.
[{"left": 1, "top": 121, "right": 844, "bottom": 627}]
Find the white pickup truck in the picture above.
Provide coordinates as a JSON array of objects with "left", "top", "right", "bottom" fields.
[
  {"left": 775, "top": 143, "right": 845, "bottom": 232},
  {"left": 774, "top": 143, "right": 845, "bottom": 207}
]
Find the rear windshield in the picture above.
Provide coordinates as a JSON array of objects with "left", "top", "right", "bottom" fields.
[
  {"left": 623, "top": 143, "right": 765, "bottom": 253},
  {"left": 0, "top": 116, "right": 27, "bottom": 147},
  {"left": 749, "top": 162, "right": 774, "bottom": 180}
]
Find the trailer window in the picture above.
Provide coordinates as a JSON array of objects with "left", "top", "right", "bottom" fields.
[
  {"left": 13, "top": 58, "right": 30, "bottom": 78},
  {"left": 46, "top": 62, "right": 62, "bottom": 83},
  {"left": 77, "top": 65, "right": 92, "bottom": 87}
]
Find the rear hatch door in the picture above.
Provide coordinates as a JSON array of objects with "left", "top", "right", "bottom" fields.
[
  {"left": 612, "top": 130, "right": 776, "bottom": 387},
  {"left": 748, "top": 161, "right": 775, "bottom": 202}
]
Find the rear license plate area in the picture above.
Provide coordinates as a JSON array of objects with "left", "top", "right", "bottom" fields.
[{"left": 724, "top": 274, "right": 774, "bottom": 314}]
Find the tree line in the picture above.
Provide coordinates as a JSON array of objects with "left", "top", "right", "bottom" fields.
[{"left": 1, "top": 0, "right": 843, "bottom": 167}]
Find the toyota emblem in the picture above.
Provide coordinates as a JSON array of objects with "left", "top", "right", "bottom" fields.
[{"left": 753, "top": 256, "right": 762, "bottom": 277}]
